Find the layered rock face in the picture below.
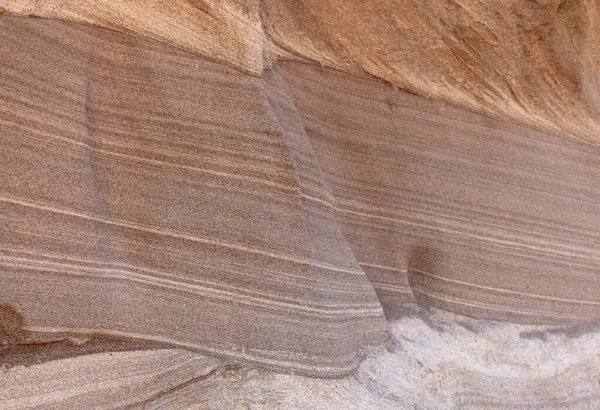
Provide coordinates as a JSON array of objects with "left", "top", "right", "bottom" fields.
[
  {"left": 263, "top": 0, "right": 600, "bottom": 142},
  {"left": 0, "top": 17, "right": 388, "bottom": 376},
  {"left": 1, "top": 1, "right": 600, "bottom": 408},
  {"left": 3, "top": 0, "right": 600, "bottom": 140},
  {"left": 0, "top": 0, "right": 265, "bottom": 74}
]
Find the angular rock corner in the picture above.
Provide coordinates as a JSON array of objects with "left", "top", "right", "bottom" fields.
[{"left": 1, "top": 1, "right": 600, "bottom": 408}]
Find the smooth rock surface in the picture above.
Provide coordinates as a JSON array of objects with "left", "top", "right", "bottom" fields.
[
  {"left": 276, "top": 61, "right": 600, "bottom": 323},
  {"left": 0, "top": 16, "right": 388, "bottom": 377}
]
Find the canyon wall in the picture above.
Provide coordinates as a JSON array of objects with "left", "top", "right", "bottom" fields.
[{"left": 1, "top": 1, "right": 600, "bottom": 407}]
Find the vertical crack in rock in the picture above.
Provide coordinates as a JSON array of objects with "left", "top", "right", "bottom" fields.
[{"left": 260, "top": 64, "right": 391, "bottom": 366}]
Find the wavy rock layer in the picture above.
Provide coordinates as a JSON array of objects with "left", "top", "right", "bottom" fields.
[{"left": 277, "top": 61, "right": 600, "bottom": 323}]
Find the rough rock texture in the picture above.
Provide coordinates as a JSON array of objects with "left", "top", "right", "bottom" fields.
[
  {"left": 1, "top": 1, "right": 600, "bottom": 408},
  {"left": 263, "top": 0, "right": 600, "bottom": 142},
  {"left": 0, "top": 0, "right": 264, "bottom": 74},
  {"left": 2, "top": 0, "right": 599, "bottom": 142}
]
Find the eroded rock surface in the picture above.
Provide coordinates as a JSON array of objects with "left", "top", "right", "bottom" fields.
[
  {"left": 3, "top": 309, "right": 600, "bottom": 409},
  {"left": 0, "top": 0, "right": 264, "bottom": 74},
  {"left": 275, "top": 61, "right": 600, "bottom": 324},
  {"left": 1, "top": 1, "right": 600, "bottom": 407},
  {"left": 2, "top": 0, "right": 599, "bottom": 142},
  {"left": 263, "top": 0, "right": 600, "bottom": 142}
]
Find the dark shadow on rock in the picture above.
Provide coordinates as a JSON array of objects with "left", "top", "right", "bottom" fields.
[
  {"left": 0, "top": 304, "right": 177, "bottom": 368},
  {"left": 406, "top": 244, "right": 443, "bottom": 310},
  {"left": 520, "top": 322, "right": 600, "bottom": 341},
  {"left": 404, "top": 245, "right": 448, "bottom": 332},
  {"left": 0, "top": 303, "right": 27, "bottom": 346}
]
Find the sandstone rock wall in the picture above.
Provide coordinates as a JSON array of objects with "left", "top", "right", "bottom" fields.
[
  {"left": 2, "top": 0, "right": 599, "bottom": 142},
  {"left": 0, "top": 16, "right": 388, "bottom": 377},
  {"left": 2, "top": 2, "right": 600, "bottom": 406}
]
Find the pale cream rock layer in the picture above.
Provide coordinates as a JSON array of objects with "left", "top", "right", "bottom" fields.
[{"left": 0, "top": 349, "right": 221, "bottom": 409}]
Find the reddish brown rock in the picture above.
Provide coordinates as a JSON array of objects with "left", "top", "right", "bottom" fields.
[
  {"left": 1, "top": 2, "right": 600, "bottom": 407},
  {"left": 0, "top": 16, "right": 388, "bottom": 377}
]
